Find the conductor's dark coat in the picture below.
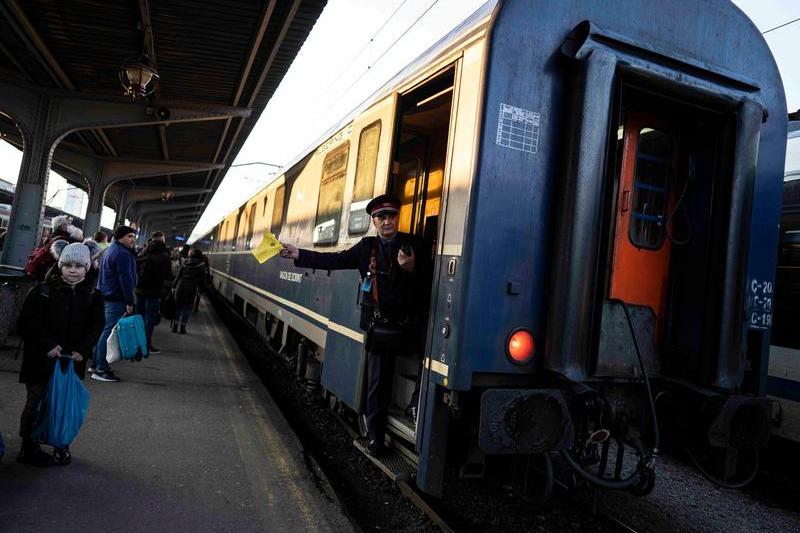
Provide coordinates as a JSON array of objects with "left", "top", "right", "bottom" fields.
[{"left": 294, "top": 233, "right": 430, "bottom": 330}]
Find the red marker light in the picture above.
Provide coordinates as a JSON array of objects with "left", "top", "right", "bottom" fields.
[{"left": 507, "top": 329, "right": 535, "bottom": 365}]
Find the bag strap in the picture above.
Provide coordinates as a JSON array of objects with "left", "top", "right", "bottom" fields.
[{"left": 369, "top": 244, "right": 379, "bottom": 306}]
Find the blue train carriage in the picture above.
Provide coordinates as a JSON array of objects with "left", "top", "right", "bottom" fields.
[
  {"left": 203, "top": 0, "right": 787, "bottom": 498},
  {"left": 770, "top": 118, "right": 800, "bottom": 442}
]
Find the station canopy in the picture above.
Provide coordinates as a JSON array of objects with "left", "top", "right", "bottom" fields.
[{"left": 0, "top": 0, "right": 325, "bottom": 238}]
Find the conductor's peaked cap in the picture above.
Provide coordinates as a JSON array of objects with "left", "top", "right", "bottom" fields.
[{"left": 366, "top": 194, "right": 400, "bottom": 216}]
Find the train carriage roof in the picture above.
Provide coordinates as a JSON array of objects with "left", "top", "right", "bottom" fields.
[{"left": 213, "top": 0, "right": 788, "bottom": 232}]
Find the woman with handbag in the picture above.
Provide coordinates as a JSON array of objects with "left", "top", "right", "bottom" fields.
[{"left": 16, "top": 241, "right": 104, "bottom": 466}]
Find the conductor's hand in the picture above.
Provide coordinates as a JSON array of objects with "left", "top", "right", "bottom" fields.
[
  {"left": 398, "top": 246, "right": 415, "bottom": 272},
  {"left": 46, "top": 345, "right": 62, "bottom": 358},
  {"left": 279, "top": 243, "right": 299, "bottom": 260}
]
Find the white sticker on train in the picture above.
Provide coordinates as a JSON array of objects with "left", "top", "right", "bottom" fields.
[
  {"left": 280, "top": 271, "right": 303, "bottom": 283},
  {"left": 496, "top": 103, "right": 540, "bottom": 154}
]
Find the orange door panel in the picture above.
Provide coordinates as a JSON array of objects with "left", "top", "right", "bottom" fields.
[{"left": 609, "top": 113, "right": 676, "bottom": 327}]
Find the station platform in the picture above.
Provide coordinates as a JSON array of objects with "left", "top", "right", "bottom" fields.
[{"left": 0, "top": 299, "right": 355, "bottom": 533}]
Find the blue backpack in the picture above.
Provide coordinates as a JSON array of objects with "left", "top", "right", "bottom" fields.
[{"left": 116, "top": 314, "right": 149, "bottom": 360}]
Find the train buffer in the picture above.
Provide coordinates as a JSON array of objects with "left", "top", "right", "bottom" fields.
[{"left": 0, "top": 300, "right": 355, "bottom": 533}]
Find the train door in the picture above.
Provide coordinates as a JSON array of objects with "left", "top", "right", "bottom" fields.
[
  {"left": 599, "top": 85, "right": 738, "bottom": 385},
  {"left": 320, "top": 95, "right": 397, "bottom": 413},
  {"left": 385, "top": 67, "right": 455, "bottom": 444},
  {"left": 608, "top": 112, "right": 676, "bottom": 333}
]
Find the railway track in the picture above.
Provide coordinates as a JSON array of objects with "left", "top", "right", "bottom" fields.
[
  {"left": 211, "top": 289, "right": 644, "bottom": 533},
  {"left": 334, "top": 406, "right": 644, "bottom": 533}
]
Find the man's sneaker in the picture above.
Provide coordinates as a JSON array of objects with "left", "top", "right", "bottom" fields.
[
  {"left": 148, "top": 345, "right": 161, "bottom": 354},
  {"left": 91, "top": 370, "right": 120, "bottom": 382},
  {"left": 87, "top": 365, "right": 95, "bottom": 373}
]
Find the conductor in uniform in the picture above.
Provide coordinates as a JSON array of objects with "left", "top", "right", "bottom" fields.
[{"left": 280, "top": 194, "right": 429, "bottom": 455}]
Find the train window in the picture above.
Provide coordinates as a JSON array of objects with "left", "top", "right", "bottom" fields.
[
  {"left": 222, "top": 220, "right": 230, "bottom": 251},
  {"left": 629, "top": 128, "right": 672, "bottom": 249},
  {"left": 235, "top": 209, "right": 249, "bottom": 251},
  {"left": 227, "top": 218, "right": 236, "bottom": 251},
  {"left": 314, "top": 142, "right": 350, "bottom": 244},
  {"left": 245, "top": 204, "right": 257, "bottom": 249},
  {"left": 349, "top": 122, "right": 381, "bottom": 235},
  {"left": 271, "top": 184, "right": 285, "bottom": 236}
]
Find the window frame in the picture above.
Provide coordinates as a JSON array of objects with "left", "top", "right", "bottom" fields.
[
  {"left": 349, "top": 121, "right": 382, "bottom": 236},
  {"left": 628, "top": 127, "right": 672, "bottom": 250},
  {"left": 313, "top": 142, "right": 350, "bottom": 245},
  {"left": 245, "top": 203, "right": 257, "bottom": 249},
  {"left": 271, "top": 184, "right": 285, "bottom": 236}
]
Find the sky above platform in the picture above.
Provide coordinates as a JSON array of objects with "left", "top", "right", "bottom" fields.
[{"left": 0, "top": 0, "right": 797, "bottom": 240}]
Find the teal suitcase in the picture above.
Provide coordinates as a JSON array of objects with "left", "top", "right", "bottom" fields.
[{"left": 116, "top": 314, "right": 149, "bottom": 360}]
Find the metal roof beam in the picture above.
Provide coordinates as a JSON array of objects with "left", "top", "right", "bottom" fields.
[
  {"left": 119, "top": 187, "right": 212, "bottom": 203},
  {"left": 132, "top": 201, "right": 205, "bottom": 218},
  {"left": 99, "top": 159, "right": 222, "bottom": 184},
  {"left": 0, "top": 76, "right": 252, "bottom": 141},
  {"left": 52, "top": 92, "right": 252, "bottom": 137},
  {"left": 52, "top": 146, "right": 223, "bottom": 188},
  {"left": 0, "top": 0, "right": 117, "bottom": 157}
]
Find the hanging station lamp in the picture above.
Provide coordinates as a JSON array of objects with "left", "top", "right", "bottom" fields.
[{"left": 119, "top": 54, "right": 159, "bottom": 100}]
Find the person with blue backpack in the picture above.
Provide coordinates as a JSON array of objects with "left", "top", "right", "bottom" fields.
[
  {"left": 91, "top": 225, "right": 138, "bottom": 383},
  {"left": 17, "top": 241, "right": 104, "bottom": 466}
]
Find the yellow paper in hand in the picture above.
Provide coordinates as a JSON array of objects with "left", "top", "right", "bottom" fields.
[{"left": 251, "top": 231, "right": 283, "bottom": 264}]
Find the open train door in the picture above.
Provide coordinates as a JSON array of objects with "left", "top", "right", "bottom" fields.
[
  {"left": 383, "top": 67, "right": 456, "bottom": 447},
  {"left": 319, "top": 94, "right": 399, "bottom": 415},
  {"left": 606, "top": 112, "right": 678, "bottom": 356}
]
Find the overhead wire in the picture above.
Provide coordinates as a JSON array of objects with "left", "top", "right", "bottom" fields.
[
  {"left": 324, "top": 0, "right": 442, "bottom": 114},
  {"left": 326, "top": 0, "right": 410, "bottom": 90},
  {"left": 762, "top": 16, "right": 800, "bottom": 34}
]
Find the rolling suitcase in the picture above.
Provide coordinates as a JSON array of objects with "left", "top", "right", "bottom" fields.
[{"left": 116, "top": 314, "right": 149, "bottom": 360}]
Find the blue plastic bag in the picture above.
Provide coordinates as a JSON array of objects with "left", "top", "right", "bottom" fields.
[{"left": 31, "top": 358, "right": 90, "bottom": 448}]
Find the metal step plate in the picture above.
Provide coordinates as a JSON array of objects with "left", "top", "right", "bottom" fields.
[
  {"left": 353, "top": 437, "right": 417, "bottom": 482},
  {"left": 387, "top": 405, "right": 416, "bottom": 445}
]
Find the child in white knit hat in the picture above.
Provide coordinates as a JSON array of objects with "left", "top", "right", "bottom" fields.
[{"left": 16, "top": 241, "right": 105, "bottom": 467}]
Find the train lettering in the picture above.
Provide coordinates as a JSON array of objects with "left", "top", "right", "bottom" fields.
[{"left": 279, "top": 271, "right": 302, "bottom": 283}]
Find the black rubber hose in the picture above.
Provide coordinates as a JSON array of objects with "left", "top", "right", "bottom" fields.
[
  {"left": 686, "top": 447, "right": 761, "bottom": 489},
  {"left": 560, "top": 447, "right": 642, "bottom": 490},
  {"left": 611, "top": 298, "right": 661, "bottom": 454},
  {"left": 559, "top": 299, "right": 661, "bottom": 490}
]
